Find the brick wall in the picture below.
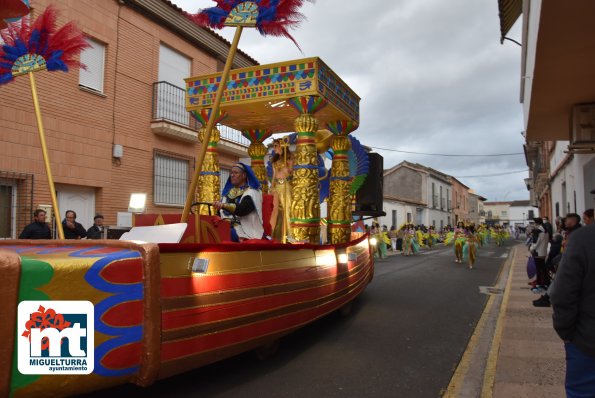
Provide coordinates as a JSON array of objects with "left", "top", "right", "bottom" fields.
[{"left": 0, "top": 0, "right": 247, "bottom": 231}]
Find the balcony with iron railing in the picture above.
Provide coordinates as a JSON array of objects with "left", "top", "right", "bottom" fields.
[{"left": 151, "top": 81, "right": 250, "bottom": 152}]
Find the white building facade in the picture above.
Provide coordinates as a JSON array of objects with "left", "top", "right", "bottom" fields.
[
  {"left": 549, "top": 141, "right": 595, "bottom": 218},
  {"left": 425, "top": 171, "right": 452, "bottom": 230},
  {"left": 380, "top": 196, "right": 427, "bottom": 230},
  {"left": 509, "top": 200, "right": 539, "bottom": 227}
]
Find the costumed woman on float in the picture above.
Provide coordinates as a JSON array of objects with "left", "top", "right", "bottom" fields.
[{"left": 213, "top": 162, "right": 264, "bottom": 242}]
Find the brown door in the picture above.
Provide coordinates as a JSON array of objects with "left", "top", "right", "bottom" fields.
[{"left": 0, "top": 185, "right": 13, "bottom": 238}]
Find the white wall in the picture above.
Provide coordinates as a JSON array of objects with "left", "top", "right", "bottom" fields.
[
  {"left": 484, "top": 203, "right": 511, "bottom": 225},
  {"left": 380, "top": 200, "right": 420, "bottom": 229},
  {"left": 522, "top": 0, "right": 542, "bottom": 127},
  {"left": 549, "top": 140, "right": 569, "bottom": 171},
  {"left": 550, "top": 145, "right": 595, "bottom": 217},
  {"left": 509, "top": 205, "right": 539, "bottom": 227}
]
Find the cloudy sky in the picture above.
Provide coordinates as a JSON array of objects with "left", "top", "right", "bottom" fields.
[{"left": 172, "top": 0, "right": 527, "bottom": 202}]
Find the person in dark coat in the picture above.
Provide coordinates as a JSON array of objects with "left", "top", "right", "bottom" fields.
[
  {"left": 19, "top": 209, "right": 52, "bottom": 239},
  {"left": 62, "top": 210, "right": 87, "bottom": 239},
  {"left": 86, "top": 214, "right": 105, "bottom": 239},
  {"left": 551, "top": 223, "right": 595, "bottom": 397}
]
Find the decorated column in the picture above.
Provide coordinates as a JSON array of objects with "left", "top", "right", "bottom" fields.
[
  {"left": 327, "top": 121, "right": 358, "bottom": 244},
  {"left": 287, "top": 96, "right": 327, "bottom": 243},
  {"left": 242, "top": 128, "right": 273, "bottom": 193},
  {"left": 190, "top": 109, "right": 228, "bottom": 215}
]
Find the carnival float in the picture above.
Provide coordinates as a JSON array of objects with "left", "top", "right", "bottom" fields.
[{"left": 0, "top": 1, "right": 376, "bottom": 396}]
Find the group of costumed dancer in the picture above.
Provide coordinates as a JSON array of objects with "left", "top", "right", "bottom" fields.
[
  {"left": 443, "top": 223, "right": 510, "bottom": 269},
  {"left": 399, "top": 224, "right": 440, "bottom": 256},
  {"left": 367, "top": 221, "right": 511, "bottom": 269}
]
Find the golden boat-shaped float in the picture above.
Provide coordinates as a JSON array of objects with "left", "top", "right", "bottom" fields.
[
  {"left": 0, "top": 232, "right": 373, "bottom": 397},
  {"left": 1, "top": 55, "right": 376, "bottom": 397}
]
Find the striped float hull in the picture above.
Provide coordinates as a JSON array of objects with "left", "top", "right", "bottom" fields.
[
  {"left": 0, "top": 235, "right": 373, "bottom": 396},
  {"left": 157, "top": 236, "right": 373, "bottom": 378}
]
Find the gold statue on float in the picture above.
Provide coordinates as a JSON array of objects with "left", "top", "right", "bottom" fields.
[{"left": 269, "top": 137, "right": 293, "bottom": 243}]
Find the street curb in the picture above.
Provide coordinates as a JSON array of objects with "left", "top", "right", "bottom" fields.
[
  {"left": 480, "top": 245, "right": 517, "bottom": 397},
  {"left": 442, "top": 244, "right": 516, "bottom": 397}
]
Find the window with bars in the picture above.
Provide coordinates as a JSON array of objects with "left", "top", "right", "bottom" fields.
[
  {"left": 154, "top": 153, "right": 190, "bottom": 206},
  {"left": 79, "top": 37, "right": 106, "bottom": 93}
]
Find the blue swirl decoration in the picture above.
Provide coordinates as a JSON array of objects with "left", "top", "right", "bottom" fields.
[{"left": 76, "top": 247, "right": 144, "bottom": 377}]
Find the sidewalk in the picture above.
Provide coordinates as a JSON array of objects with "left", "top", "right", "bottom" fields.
[
  {"left": 490, "top": 244, "right": 565, "bottom": 397},
  {"left": 443, "top": 243, "right": 566, "bottom": 397}
]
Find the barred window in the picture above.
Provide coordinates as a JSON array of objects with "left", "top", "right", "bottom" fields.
[{"left": 154, "top": 153, "right": 189, "bottom": 206}]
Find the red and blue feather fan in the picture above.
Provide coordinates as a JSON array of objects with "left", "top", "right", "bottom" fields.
[
  {"left": 0, "top": 0, "right": 29, "bottom": 29},
  {"left": 191, "top": 0, "right": 313, "bottom": 49},
  {"left": 0, "top": 5, "right": 88, "bottom": 85}
]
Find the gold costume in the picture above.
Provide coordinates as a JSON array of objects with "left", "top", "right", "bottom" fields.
[{"left": 271, "top": 159, "right": 293, "bottom": 241}]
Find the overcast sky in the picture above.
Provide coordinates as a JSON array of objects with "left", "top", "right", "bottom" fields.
[{"left": 172, "top": 0, "right": 526, "bottom": 202}]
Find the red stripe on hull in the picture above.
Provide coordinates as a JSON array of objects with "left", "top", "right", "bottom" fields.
[
  {"left": 161, "top": 262, "right": 368, "bottom": 330},
  {"left": 161, "top": 271, "right": 370, "bottom": 362},
  {"left": 161, "top": 251, "right": 369, "bottom": 298}
]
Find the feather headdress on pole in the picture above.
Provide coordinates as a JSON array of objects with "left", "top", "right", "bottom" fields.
[
  {"left": 0, "top": 5, "right": 88, "bottom": 239},
  {"left": 181, "top": 0, "right": 313, "bottom": 223},
  {"left": 0, "top": 0, "right": 29, "bottom": 29},
  {"left": 190, "top": 0, "right": 313, "bottom": 50},
  {"left": 0, "top": 5, "right": 89, "bottom": 84}
]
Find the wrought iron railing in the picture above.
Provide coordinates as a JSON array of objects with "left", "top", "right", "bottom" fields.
[
  {"left": 152, "top": 81, "right": 199, "bottom": 129},
  {"left": 152, "top": 81, "right": 250, "bottom": 147},
  {"left": 217, "top": 124, "right": 251, "bottom": 146}
]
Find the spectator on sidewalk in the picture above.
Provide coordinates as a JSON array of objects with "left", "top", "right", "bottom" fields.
[
  {"left": 86, "top": 214, "right": 105, "bottom": 239},
  {"left": 583, "top": 209, "right": 593, "bottom": 226},
  {"left": 543, "top": 216, "right": 554, "bottom": 241},
  {"left": 62, "top": 210, "right": 87, "bottom": 240},
  {"left": 562, "top": 214, "right": 582, "bottom": 252},
  {"left": 19, "top": 209, "right": 52, "bottom": 239},
  {"left": 533, "top": 233, "right": 563, "bottom": 307},
  {"left": 550, "top": 222, "right": 595, "bottom": 397},
  {"left": 530, "top": 218, "right": 550, "bottom": 291}
]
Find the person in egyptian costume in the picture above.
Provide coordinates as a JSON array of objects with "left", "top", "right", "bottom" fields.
[
  {"left": 269, "top": 138, "right": 294, "bottom": 241},
  {"left": 214, "top": 162, "right": 264, "bottom": 242}
]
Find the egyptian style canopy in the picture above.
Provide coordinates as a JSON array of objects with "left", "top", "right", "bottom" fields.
[{"left": 185, "top": 57, "right": 360, "bottom": 133}]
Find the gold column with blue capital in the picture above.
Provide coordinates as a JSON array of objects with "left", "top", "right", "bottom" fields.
[
  {"left": 242, "top": 128, "right": 273, "bottom": 194},
  {"left": 190, "top": 109, "right": 228, "bottom": 215},
  {"left": 287, "top": 96, "right": 327, "bottom": 243},
  {"left": 327, "top": 121, "right": 358, "bottom": 244}
]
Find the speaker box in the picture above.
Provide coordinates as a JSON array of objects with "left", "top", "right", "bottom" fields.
[{"left": 354, "top": 152, "right": 385, "bottom": 217}]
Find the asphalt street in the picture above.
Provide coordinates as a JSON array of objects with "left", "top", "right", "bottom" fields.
[{"left": 83, "top": 240, "right": 514, "bottom": 398}]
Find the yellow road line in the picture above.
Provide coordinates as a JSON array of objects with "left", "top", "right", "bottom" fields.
[
  {"left": 443, "top": 246, "right": 516, "bottom": 398},
  {"left": 481, "top": 246, "right": 518, "bottom": 397},
  {"left": 443, "top": 294, "right": 496, "bottom": 397}
]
